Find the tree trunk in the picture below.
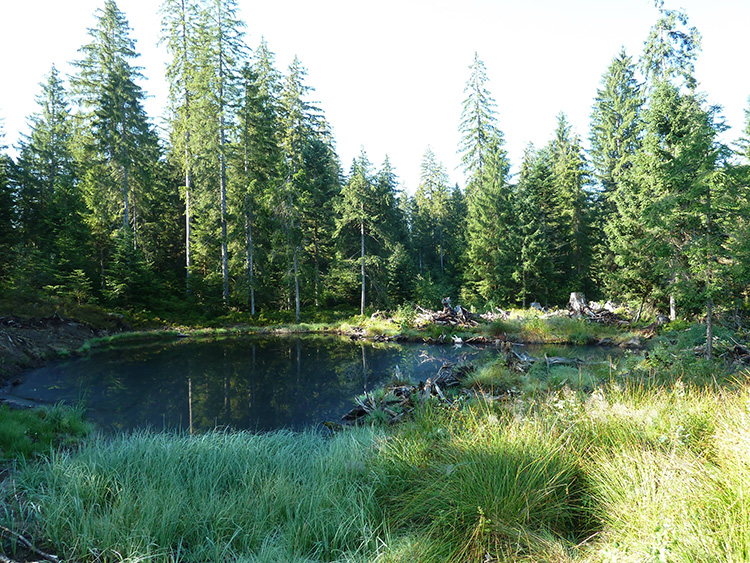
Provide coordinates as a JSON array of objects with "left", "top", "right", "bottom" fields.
[
  {"left": 218, "top": 18, "right": 229, "bottom": 304},
  {"left": 669, "top": 293, "right": 676, "bottom": 321},
  {"left": 122, "top": 166, "right": 130, "bottom": 232},
  {"left": 185, "top": 143, "right": 193, "bottom": 295},
  {"left": 706, "top": 297, "right": 713, "bottom": 360},
  {"left": 293, "top": 244, "right": 300, "bottom": 323},
  {"left": 182, "top": 0, "right": 192, "bottom": 295},
  {"left": 360, "top": 214, "right": 366, "bottom": 316},
  {"left": 220, "top": 152, "right": 229, "bottom": 303},
  {"left": 439, "top": 228, "right": 444, "bottom": 273},
  {"left": 245, "top": 209, "right": 255, "bottom": 315},
  {"left": 314, "top": 220, "right": 320, "bottom": 308}
]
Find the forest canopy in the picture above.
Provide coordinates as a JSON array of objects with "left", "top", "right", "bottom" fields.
[{"left": 1, "top": 0, "right": 749, "bottom": 324}]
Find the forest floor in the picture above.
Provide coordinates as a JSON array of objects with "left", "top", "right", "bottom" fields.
[
  {"left": 0, "top": 312, "right": 133, "bottom": 386},
  {"left": 0, "top": 316, "right": 100, "bottom": 384}
]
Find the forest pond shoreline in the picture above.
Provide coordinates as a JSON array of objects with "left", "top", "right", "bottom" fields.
[{"left": 1, "top": 331, "right": 631, "bottom": 434}]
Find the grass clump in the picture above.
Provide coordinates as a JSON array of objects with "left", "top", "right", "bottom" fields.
[
  {"left": 0, "top": 403, "right": 92, "bottom": 461},
  {"left": 372, "top": 403, "right": 593, "bottom": 561},
  {"left": 7, "top": 428, "right": 386, "bottom": 562}
]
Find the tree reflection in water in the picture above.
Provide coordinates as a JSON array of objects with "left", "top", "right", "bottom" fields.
[{"left": 10, "top": 335, "right": 507, "bottom": 433}]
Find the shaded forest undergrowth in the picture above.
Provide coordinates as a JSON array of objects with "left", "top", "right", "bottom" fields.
[{"left": 1, "top": 295, "right": 750, "bottom": 561}]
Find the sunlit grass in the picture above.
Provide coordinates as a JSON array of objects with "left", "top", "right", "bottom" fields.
[
  {"left": 9, "top": 428, "right": 385, "bottom": 562},
  {"left": 4, "top": 352, "right": 750, "bottom": 562}
]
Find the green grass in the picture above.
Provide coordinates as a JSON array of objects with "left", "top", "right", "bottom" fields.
[
  {"left": 3, "top": 315, "right": 749, "bottom": 561},
  {"left": 0, "top": 403, "right": 92, "bottom": 461},
  {"left": 2, "top": 365, "right": 747, "bottom": 563},
  {"left": 5, "top": 368, "right": 750, "bottom": 562}
]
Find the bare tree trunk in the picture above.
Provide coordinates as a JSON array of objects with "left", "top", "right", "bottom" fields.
[
  {"left": 360, "top": 212, "right": 366, "bottom": 316},
  {"left": 220, "top": 150, "right": 229, "bottom": 303},
  {"left": 293, "top": 244, "right": 300, "bottom": 323},
  {"left": 122, "top": 167, "right": 130, "bottom": 232},
  {"left": 314, "top": 221, "right": 320, "bottom": 308},
  {"left": 218, "top": 11, "right": 229, "bottom": 304},
  {"left": 246, "top": 214, "right": 255, "bottom": 315},
  {"left": 182, "top": 0, "right": 192, "bottom": 295},
  {"left": 185, "top": 149, "right": 192, "bottom": 294},
  {"left": 439, "top": 228, "right": 444, "bottom": 273}
]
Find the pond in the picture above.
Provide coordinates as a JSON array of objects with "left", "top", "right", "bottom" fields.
[{"left": 3, "top": 335, "right": 625, "bottom": 433}]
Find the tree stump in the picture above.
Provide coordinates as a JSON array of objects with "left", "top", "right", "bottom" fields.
[{"left": 568, "top": 292, "right": 587, "bottom": 315}]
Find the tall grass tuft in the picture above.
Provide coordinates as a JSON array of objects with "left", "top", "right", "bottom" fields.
[
  {"left": 0, "top": 403, "right": 91, "bottom": 460},
  {"left": 12, "top": 427, "right": 386, "bottom": 562},
  {"left": 371, "top": 402, "right": 593, "bottom": 562}
]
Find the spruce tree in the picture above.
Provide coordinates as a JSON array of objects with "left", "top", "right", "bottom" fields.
[
  {"left": 589, "top": 49, "right": 644, "bottom": 294},
  {"left": 549, "top": 114, "right": 591, "bottom": 298},
  {"left": 161, "top": 0, "right": 200, "bottom": 293},
  {"left": 278, "top": 56, "right": 322, "bottom": 320},
  {"left": 636, "top": 81, "right": 728, "bottom": 354},
  {"left": 641, "top": 2, "right": 701, "bottom": 92},
  {"left": 12, "top": 66, "right": 89, "bottom": 291},
  {"left": 298, "top": 136, "right": 340, "bottom": 308},
  {"left": 463, "top": 134, "right": 515, "bottom": 306},
  {"left": 193, "top": 0, "right": 246, "bottom": 304},
  {"left": 590, "top": 48, "right": 644, "bottom": 205},
  {"left": 336, "top": 150, "right": 375, "bottom": 314},
  {"left": 0, "top": 123, "right": 16, "bottom": 286},
  {"left": 513, "top": 144, "right": 555, "bottom": 307},
  {"left": 230, "top": 58, "right": 282, "bottom": 313},
  {"left": 413, "top": 147, "right": 451, "bottom": 279},
  {"left": 72, "top": 0, "right": 160, "bottom": 291},
  {"left": 458, "top": 52, "right": 501, "bottom": 187}
]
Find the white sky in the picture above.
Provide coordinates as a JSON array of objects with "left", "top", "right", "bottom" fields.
[{"left": 1, "top": 0, "right": 749, "bottom": 193}]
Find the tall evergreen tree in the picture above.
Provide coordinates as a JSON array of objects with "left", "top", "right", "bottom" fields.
[
  {"left": 12, "top": 66, "right": 89, "bottom": 290},
  {"left": 549, "top": 114, "right": 591, "bottom": 297},
  {"left": 589, "top": 49, "right": 644, "bottom": 293},
  {"left": 463, "top": 134, "right": 515, "bottom": 305},
  {"left": 589, "top": 48, "right": 644, "bottom": 204},
  {"left": 161, "top": 0, "right": 200, "bottom": 293},
  {"left": 513, "top": 144, "right": 555, "bottom": 307},
  {"left": 413, "top": 147, "right": 452, "bottom": 278},
  {"left": 641, "top": 1, "right": 701, "bottom": 92},
  {"left": 298, "top": 136, "right": 340, "bottom": 308},
  {"left": 278, "top": 56, "right": 321, "bottom": 320},
  {"left": 230, "top": 57, "right": 282, "bottom": 313},
  {"left": 458, "top": 52, "right": 500, "bottom": 187},
  {"left": 193, "top": 0, "right": 246, "bottom": 303},
  {"left": 335, "top": 150, "right": 375, "bottom": 314},
  {"left": 637, "top": 82, "right": 728, "bottom": 354},
  {"left": 72, "top": 0, "right": 160, "bottom": 291}
]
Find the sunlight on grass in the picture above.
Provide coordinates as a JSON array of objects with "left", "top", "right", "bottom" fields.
[{"left": 4, "top": 365, "right": 750, "bottom": 562}]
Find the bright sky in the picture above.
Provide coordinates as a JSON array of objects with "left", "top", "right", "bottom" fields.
[{"left": 1, "top": 0, "right": 749, "bottom": 193}]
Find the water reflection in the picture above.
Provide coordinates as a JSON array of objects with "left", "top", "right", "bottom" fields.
[{"left": 8, "top": 335, "right": 498, "bottom": 433}]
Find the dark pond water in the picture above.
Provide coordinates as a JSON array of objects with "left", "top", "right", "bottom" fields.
[
  {"left": 5, "top": 336, "right": 499, "bottom": 433},
  {"left": 4, "top": 335, "right": 624, "bottom": 434}
]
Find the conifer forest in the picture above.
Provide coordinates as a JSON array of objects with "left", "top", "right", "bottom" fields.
[{"left": 1, "top": 0, "right": 750, "bottom": 324}]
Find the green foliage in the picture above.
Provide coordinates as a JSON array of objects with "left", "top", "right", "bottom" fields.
[
  {"left": 5, "top": 0, "right": 750, "bottom": 329},
  {"left": 0, "top": 403, "right": 91, "bottom": 460}
]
